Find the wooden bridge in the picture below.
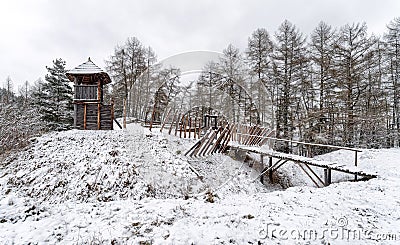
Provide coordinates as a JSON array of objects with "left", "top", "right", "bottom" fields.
[
  {"left": 230, "top": 145, "right": 377, "bottom": 187},
  {"left": 184, "top": 123, "right": 378, "bottom": 187},
  {"left": 145, "top": 107, "right": 377, "bottom": 187}
]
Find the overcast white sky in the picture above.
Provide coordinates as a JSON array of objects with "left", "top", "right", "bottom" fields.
[{"left": 1, "top": 0, "right": 399, "bottom": 91}]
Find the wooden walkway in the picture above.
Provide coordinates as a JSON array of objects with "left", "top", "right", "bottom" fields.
[
  {"left": 181, "top": 122, "right": 378, "bottom": 187},
  {"left": 230, "top": 145, "right": 377, "bottom": 187}
]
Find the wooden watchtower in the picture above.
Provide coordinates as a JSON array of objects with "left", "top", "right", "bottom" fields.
[{"left": 66, "top": 58, "right": 114, "bottom": 130}]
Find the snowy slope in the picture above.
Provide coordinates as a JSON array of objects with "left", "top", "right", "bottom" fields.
[{"left": 0, "top": 124, "right": 399, "bottom": 244}]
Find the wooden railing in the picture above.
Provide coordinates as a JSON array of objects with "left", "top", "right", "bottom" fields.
[{"left": 74, "top": 85, "right": 98, "bottom": 101}]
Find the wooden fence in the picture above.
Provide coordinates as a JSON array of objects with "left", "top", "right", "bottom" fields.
[{"left": 148, "top": 108, "right": 205, "bottom": 139}]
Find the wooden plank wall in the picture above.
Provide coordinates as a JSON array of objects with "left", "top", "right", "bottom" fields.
[
  {"left": 100, "top": 105, "right": 113, "bottom": 130},
  {"left": 74, "top": 85, "right": 98, "bottom": 100},
  {"left": 75, "top": 104, "right": 113, "bottom": 130}
]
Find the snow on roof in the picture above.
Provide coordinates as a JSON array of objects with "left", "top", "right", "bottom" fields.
[
  {"left": 67, "top": 57, "right": 112, "bottom": 84},
  {"left": 67, "top": 57, "right": 105, "bottom": 75}
]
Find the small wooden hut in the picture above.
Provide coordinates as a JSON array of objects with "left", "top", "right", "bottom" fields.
[{"left": 66, "top": 58, "right": 114, "bottom": 130}]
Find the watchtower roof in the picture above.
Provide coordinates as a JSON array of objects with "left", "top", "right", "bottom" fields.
[
  {"left": 66, "top": 57, "right": 112, "bottom": 85},
  {"left": 68, "top": 57, "right": 104, "bottom": 74}
]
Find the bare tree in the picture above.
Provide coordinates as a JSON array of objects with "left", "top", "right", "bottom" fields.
[
  {"left": 332, "top": 23, "right": 376, "bottom": 146},
  {"left": 18, "top": 81, "right": 30, "bottom": 105},
  {"left": 4, "top": 76, "right": 13, "bottom": 104},
  {"left": 105, "top": 37, "right": 148, "bottom": 117},
  {"left": 218, "top": 44, "right": 246, "bottom": 122},
  {"left": 246, "top": 28, "right": 274, "bottom": 126},
  {"left": 384, "top": 17, "right": 400, "bottom": 146},
  {"left": 272, "top": 20, "right": 307, "bottom": 152},
  {"left": 309, "top": 21, "right": 336, "bottom": 143}
]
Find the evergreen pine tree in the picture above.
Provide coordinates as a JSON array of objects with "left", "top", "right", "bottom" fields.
[{"left": 41, "top": 58, "right": 73, "bottom": 130}]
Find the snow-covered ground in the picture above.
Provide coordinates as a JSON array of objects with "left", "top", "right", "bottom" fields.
[{"left": 0, "top": 124, "right": 399, "bottom": 244}]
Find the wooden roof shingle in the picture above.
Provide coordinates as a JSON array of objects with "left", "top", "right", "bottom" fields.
[{"left": 67, "top": 57, "right": 112, "bottom": 85}]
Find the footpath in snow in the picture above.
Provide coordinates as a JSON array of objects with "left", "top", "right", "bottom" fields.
[{"left": 0, "top": 123, "right": 399, "bottom": 244}]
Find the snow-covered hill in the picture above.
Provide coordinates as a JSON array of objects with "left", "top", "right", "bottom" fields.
[{"left": 0, "top": 124, "right": 399, "bottom": 244}]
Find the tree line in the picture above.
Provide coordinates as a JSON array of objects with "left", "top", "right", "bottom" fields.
[
  {"left": 241, "top": 19, "right": 400, "bottom": 149},
  {"left": 105, "top": 18, "right": 400, "bottom": 149},
  {"left": 2, "top": 18, "right": 400, "bottom": 154},
  {"left": 0, "top": 59, "right": 73, "bottom": 154}
]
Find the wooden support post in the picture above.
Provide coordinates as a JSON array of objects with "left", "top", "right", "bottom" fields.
[
  {"left": 211, "top": 124, "right": 230, "bottom": 154},
  {"left": 192, "top": 129, "right": 212, "bottom": 157},
  {"left": 97, "top": 81, "right": 101, "bottom": 101},
  {"left": 255, "top": 127, "right": 268, "bottom": 146},
  {"left": 198, "top": 117, "right": 202, "bottom": 138},
  {"left": 236, "top": 124, "right": 239, "bottom": 142},
  {"left": 160, "top": 108, "right": 171, "bottom": 132},
  {"left": 97, "top": 103, "right": 101, "bottom": 130},
  {"left": 83, "top": 103, "right": 87, "bottom": 130},
  {"left": 260, "top": 154, "right": 264, "bottom": 184},
  {"left": 184, "top": 140, "right": 202, "bottom": 157},
  {"left": 243, "top": 125, "right": 250, "bottom": 145},
  {"left": 179, "top": 115, "right": 184, "bottom": 138},
  {"left": 183, "top": 115, "right": 187, "bottom": 138},
  {"left": 243, "top": 125, "right": 248, "bottom": 144},
  {"left": 204, "top": 131, "right": 219, "bottom": 156},
  {"left": 220, "top": 127, "right": 233, "bottom": 153},
  {"left": 200, "top": 129, "right": 218, "bottom": 156},
  {"left": 250, "top": 127, "right": 261, "bottom": 146},
  {"left": 239, "top": 124, "right": 243, "bottom": 144},
  {"left": 123, "top": 98, "right": 127, "bottom": 129},
  {"left": 175, "top": 113, "right": 181, "bottom": 136},
  {"left": 161, "top": 107, "right": 168, "bottom": 123},
  {"left": 188, "top": 117, "right": 192, "bottom": 138},
  {"left": 297, "top": 163, "right": 321, "bottom": 188},
  {"left": 193, "top": 116, "right": 197, "bottom": 139},
  {"left": 262, "top": 129, "right": 275, "bottom": 147},
  {"left": 303, "top": 163, "right": 325, "bottom": 186},
  {"left": 268, "top": 156, "right": 273, "bottom": 183},
  {"left": 324, "top": 168, "right": 332, "bottom": 186},
  {"left": 354, "top": 151, "right": 358, "bottom": 181},
  {"left": 111, "top": 98, "right": 114, "bottom": 130},
  {"left": 249, "top": 126, "right": 258, "bottom": 145},
  {"left": 168, "top": 111, "right": 177, "bottom": 135},
  {"left": 230, "top": 124, "right": 235, "bottom": 142}
]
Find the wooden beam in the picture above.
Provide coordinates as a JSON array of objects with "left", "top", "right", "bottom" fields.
[
  {"left": 303, "top": 163, "right": 325, "bottom": 186},
  {"left": 183, "top": 115, "right": 188, "bottom": 138},
  {"left": 211, "top": 124, "right": 229, "bottom": 154},
  {"left": 203, "top": 131, "right": 219, "bottom": 156},
  {"left": 220, "top": 125, "right": 233, "bottom": 153},
  {"left": 160, "top": 108, "right": 171, "bottom": 133},
  {"left": 168, "top": 111, "right": 177, "bottom": 135},
  {"left": 184, "top": 140, "right": 202, "bottom": 156},
  {"left": 324, "top": 168, "right": 332, "bottom": 186},
  {"left": 193, "top": 116, "right": 197, "bottom": 139},
  {"left": 297, "top": 163, "right": 322, "bottom": 188},
  {"left": 260, "top": 154, "right": 264, "bottom": 184},
  {"left": 97, "top": 80, "right": 101, "bottom": 101},
  {"left": 268, "top": 156, "right": 273, "bottom": 182},
  {"left": 191, "top": 129, "right": 212, "bottom": 157},
  {"left": 111, "top": 98, "right": 114, "bottom": 130},
  {"left": 97, "top": 103, "right": 101, "bottom": 130},
  {"left": 188, "top": 117, "right": 192, "bottom": 138},
  {"left": 257, "top": 159, "right": 285, "bottom": 183},
  {"left": 83, "top": 103, "right": 87, "bottom": 130},
  {"left": 354, "top": 151, "right": 358, "bottom": 181},
  {"left": 175, "top": 113, "right": 181, "bottom": 136},
  {"left": 179, "top": 115, "right": 184, "bottom": 138},
  {"left": 123, "top": 98, "right": 127, "bottom": 129},
  {"left": 198, "top": 116, "right": 202, "bottom": 138},
  {"left": 199, "top": 129, "right": 218, "bottom": 156}
]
